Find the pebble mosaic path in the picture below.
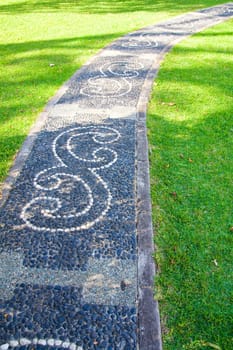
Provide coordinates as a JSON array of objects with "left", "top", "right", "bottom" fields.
[{"left": 0, "top": 3, "right": 233, "bottom": 350}]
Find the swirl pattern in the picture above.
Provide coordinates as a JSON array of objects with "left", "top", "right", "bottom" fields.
[
  {"left": 80, "top": 60, "right": 144, "bottom": 97},
  {"left": 122, "top": 32, "right": 159, "bottom": 48},
  {"left": 20, "top": 126, "right": 120, "bottom": 233}
]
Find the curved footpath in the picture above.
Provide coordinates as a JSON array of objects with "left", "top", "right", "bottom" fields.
[{"left": 0, "top": 3, "right": 232, "bottom": 350}]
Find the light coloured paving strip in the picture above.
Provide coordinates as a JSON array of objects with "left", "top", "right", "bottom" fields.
[
  {"left": 0, "top": 252, "right": 136, "bottom": 305},
  {"left": 0, "top": 3, "right": 232, "bottom": 350}
]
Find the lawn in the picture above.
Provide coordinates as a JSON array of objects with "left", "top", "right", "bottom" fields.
[
  {"left": 0, "top": 0, "right": 229, "bottom": 183},
  {"left": 147, "top": 18, "right": 233, "bottom": 350}
]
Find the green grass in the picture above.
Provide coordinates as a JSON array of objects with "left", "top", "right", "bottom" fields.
[
  {"left": 0, "top": 0, "right": 229, "bottom": 183},
  {"left": 147, "top": 19, "right": 233, "bottom": 350}
]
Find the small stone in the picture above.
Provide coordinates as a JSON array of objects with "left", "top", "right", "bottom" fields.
[
  {"left": 20, "top": 338, "right": 31, "bottom": 346},
  {"left": 58, "top": 315, "right": 65, "bottom": 323},
  {"left": 100, "top": 341, "right": 107, "bottom": 348},
  {"left": 0, "top": 344, "right": 9, "bottom": 350},
  {"left": 77, "top": 347, "right": 83, "bottom": 350},
  {"left": 120, "top": 280, "right": 127, "bottom": 291},
  {"left": 69, "top": 344, "right": 77, "bottom": 350},
  {"left": 83, "top": 304, "right": 91, "bottom": 312},
  {"left": 32, "top": 338, "right": 38, "bottom": 345},
  {"left": 54, "top": 340, "right": 63, "bottom": 346},
  {"left": 48, "top": 339, "right": 55, "bottom": 346},
  {"left": 62, "top": 341, "right": 70, "bottom": 348},
  {"left": 9, "top": 341, "right": 19, "bottom": 347},
  {"left": 38, "top": 339, "right": 46, "bottom": 346}
]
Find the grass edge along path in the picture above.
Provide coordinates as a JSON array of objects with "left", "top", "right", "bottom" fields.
[
  {"left": 0, "top": 0, "right": 230, "bottom": 186},
  {"left": 147, "top": 18, "right": 233, "bottom": 350}
]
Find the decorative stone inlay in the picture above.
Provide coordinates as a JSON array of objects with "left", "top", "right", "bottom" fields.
[
  {"left": 80, "top": 60, "right": 144, "bottom": 97},
  {"left": 20, "top": 126, "right": 120, "bottom": 233},
  {"left": 0, "top": 284, "right": 137, "bottom": 349},
  {"left": 0, "top": 339, "right": 83, "bottom": 350},
  {"left": 57, "top": 56, "right": 149, "bottom": 108},
  {"left": 121, "top": 33, "right": 159, "bottom": 49}
]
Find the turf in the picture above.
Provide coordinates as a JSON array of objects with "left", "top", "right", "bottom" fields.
[
  {"left": 147, "top": 18, "right": 233, "bottom": 350},
  {"left": 0, "top": 0, "right": 229, "bottom": 183}
]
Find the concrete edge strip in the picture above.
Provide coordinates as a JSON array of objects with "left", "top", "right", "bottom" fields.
[{"left": 135, "top": 5, "right": 233, "bottom": 350}]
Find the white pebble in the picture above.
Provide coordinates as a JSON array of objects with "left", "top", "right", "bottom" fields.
[
  {"left": 9, "top": 340, "right": 19, "bottom": 347},
  {"left": 69, "top": 343, "right": 77, "bottom": 350},
  {"left": 62, "top": 341, "right": 70, "bottom": 348},
  {"left": 20, "top": 338, "right": 31, "bottom": 346},
  {"left": 38, "top": 339, "right": 46, "bottom": 346},
  {"left": 54, "top": 340, "right": 63, "bottom": 346},
  {"left": 48, "top": 339, "right": 55, "bottom": 346},
  {"left": 0, "top": 344, "right": 9, "bottom": 350},
  {"left": 77, "top": 347, "right": 83, "bottom": 350},
  {"left": 32, "top": 338, "right": 38, "bottom": 345}
]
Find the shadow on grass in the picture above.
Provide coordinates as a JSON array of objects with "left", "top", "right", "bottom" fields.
[
  {"left": 0, "top": 32, "right": 122, "bottom": 180},
  {"left": 0, "top": 32, "right": 122, "bottom": 114},
  {"left": 150, "top": 28, "right": 233, "bottom": 94},
  {"left": 155, "top": 63, "right": 233, "bottom": 96},
  {"left": 0, "top": 135, "right": 26, "bottom": 178},
  {"left": 147, "top": 108, "right": 233, "bottom": 349},
  {"left": 0, "top": 32, "right": 121, "bottom": 57},
  {"left": 0, "top": 0, "right": 228, "bottom": 14},
  {"left": 148, "top": 108, "right": 233, "bottom": 155},
  {"left": 148, "top": 98, "right": 233, "bottom": 349},
  {"left": 147, "top": 19, "right": 233, "bottom": 347},
  {"left": 1, "top": 22, "right": 232, "bottom": 180}
]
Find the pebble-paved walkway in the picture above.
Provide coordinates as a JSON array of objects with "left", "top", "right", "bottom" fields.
[{"left": 0, "top": 3, "right": 232, "bottom": 350}]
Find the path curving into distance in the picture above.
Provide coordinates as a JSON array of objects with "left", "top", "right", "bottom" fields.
[{"left": 0, "top": 3, "right": 232, "bottom": 350}]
